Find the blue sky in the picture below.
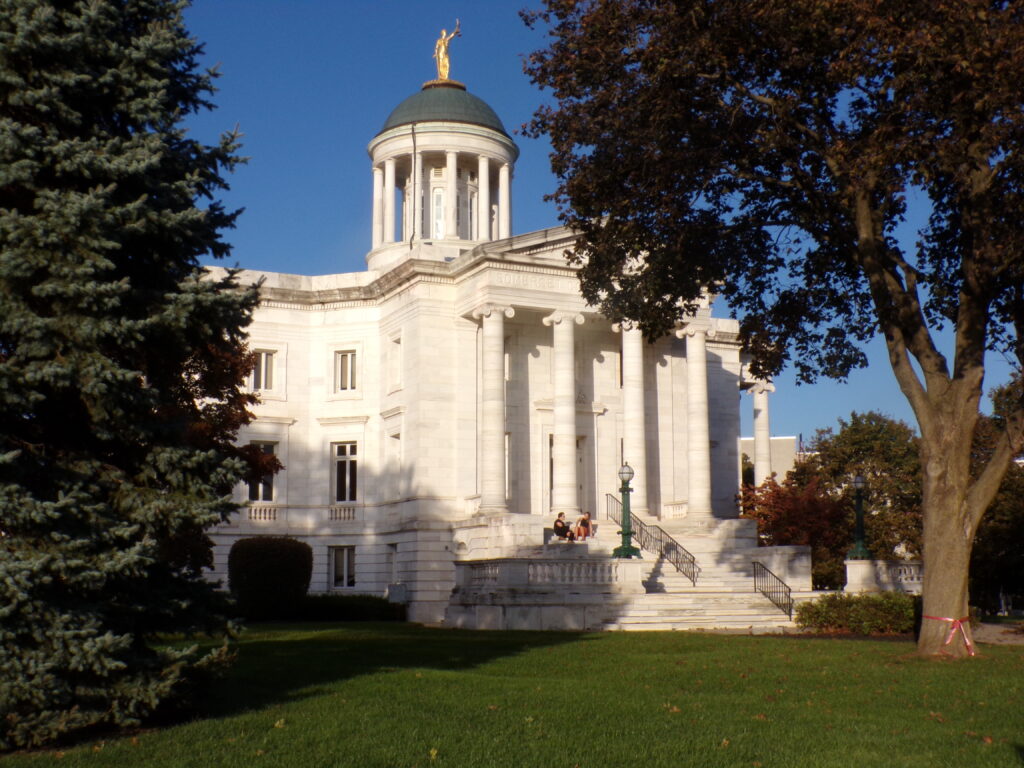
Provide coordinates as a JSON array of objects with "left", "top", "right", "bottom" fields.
[{"left": 182, "top": 0, "right": 1015, "bottom": 445}]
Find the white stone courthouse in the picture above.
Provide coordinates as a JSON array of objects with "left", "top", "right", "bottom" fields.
[{"left": 207, "top": 72, "right": 810, "bottom": 629}]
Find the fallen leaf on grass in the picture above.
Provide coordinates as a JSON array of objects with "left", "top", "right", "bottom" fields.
[
  {"left": 720, "top": 739, "right": 730, "bottom": 748},
  {"left": 983, "top": 736, "right": 994, "bottom": 745},
  {"left": 273, "top": 719, "right": 286, "bottom": 729},
  {"left": 487, "top": 705, "right": 499, "bottom": 711},
  {"left": 668, "top": 705, "right": 681, "bottom": 713},
  {"left": 429, "top": 747, "right": 439, "bottom": 761},
  {"left": 753, "top": 713, "right": 768, "bottom": 721},
  {"left": 928, "top": 712, "right": 946, "bottom": 723}
]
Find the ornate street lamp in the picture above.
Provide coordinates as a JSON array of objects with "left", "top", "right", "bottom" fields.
[
  {"left": 847, "top": 474, "right": 871, "bottom": 560},
  {"left": 612, "top": 463, "right": 641, "bottom": 558}
]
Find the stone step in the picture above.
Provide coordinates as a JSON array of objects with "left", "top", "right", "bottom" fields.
[{"left": 603, "top": 619, "right": 794, "bottom": 632}]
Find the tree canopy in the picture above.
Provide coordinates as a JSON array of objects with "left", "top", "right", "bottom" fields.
[
  {"left": 0, "top": 0, "right": 269, "bottom": 747},
  {"left": 524, "top": 0, "right": 1024, "bottom": 656}
]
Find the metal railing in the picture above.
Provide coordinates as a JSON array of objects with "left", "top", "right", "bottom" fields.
[
  {"left": 752, "top": 561, "right": 793, "bottom": 618},
  {"left": 605, "top": 494, "right": 700, "bottom": 586}
]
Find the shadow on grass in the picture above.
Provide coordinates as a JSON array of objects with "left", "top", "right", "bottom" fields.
[{"left": 197, "top": 622, "right": 583, "bottom": 720}]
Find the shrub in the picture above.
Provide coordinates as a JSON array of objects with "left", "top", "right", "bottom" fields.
[
  {"left": 796, "top": 591, "right": 918, "bottom": 635},
  {"left": 296, "top": 594, "right": 406, "bottom": 622},
  {"left": 228, "top": 537, "right": 312, "bottom": 620}
]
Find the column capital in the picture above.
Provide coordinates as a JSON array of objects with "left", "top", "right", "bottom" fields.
[
  {"left": 611, "top": 319, "right": 640, "bottom": 333},
  {"left": 747, "top": 380, "right": 775, "bottom": 396},
  {"left": 472, "top": 304, "right": 515, "bottom": 321},
  {"left": 542, "top": 311, "right": 585, "bottom": 327},
  {"left": 675, "top": 321, "right": 712, "bottom": 340}
]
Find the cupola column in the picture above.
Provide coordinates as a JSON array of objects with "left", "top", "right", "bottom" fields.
[
  {"left": 478, "top": 156, "right": 491, "bottom": 241},
  {"left": 498, "top": 163, "right": 511, "bottom": 240},
  {"left": 412, "top": 151, "right": 423, "bottom": 240},
  {"left": 371, "top": 165, "right": 384, "bottom": 249},
  {"left": 383, "top": 158, "right": 396, "bottom": 244},
  {"left": 446, "top": 151, "right": 458, "bottom": 239}
]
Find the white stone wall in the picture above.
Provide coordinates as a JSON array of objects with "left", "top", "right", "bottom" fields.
[{"left": 205, "top": 230, "right": 751, "bottom": 622}]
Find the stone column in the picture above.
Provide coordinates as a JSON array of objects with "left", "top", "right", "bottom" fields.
[
  {"left": 678, "top": 323, "right": 712, "bottom": 519},
  {"left": 446, "top": 151, "right": 458, "bottom": 239},
  {"left": 412, "top": 151, "right": 423, "bottom": 240},
  {"left": 498, "top": 163, "right": 511, "bottom": 239},
  {"left": 383, "top": 158, "right": 396, "bottom": 244},
  {"left": 477, "top": 155, "right": 490, "bottom": 241},
  {"left": 371, "top": 165, "right": 383, "bottom": 249},
  {"left": 615, "top": 322, "right": 648, "bottom": 516},
  {"left": 543, "top": 311, "right": 584, "bottom": 517},
  {"left": 473, "top": 305, "right": 515, "bottom": 515},
  {"left": 751, "top": 381, "right": 774, "bottom": 486}
]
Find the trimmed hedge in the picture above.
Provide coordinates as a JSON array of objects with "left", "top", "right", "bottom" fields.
[
  {"left": 795, "top": 591, "right": 919, "bottom": 635},
  {"left": 294, "top": 593, "right": 406, "bottom": 622},
  {"left": 228, "top": 537, "right": 312, "bottom": 621}
]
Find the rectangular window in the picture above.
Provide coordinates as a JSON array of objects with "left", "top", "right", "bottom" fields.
[
  {"left": 250, "top": 350, "right": 274, "bottom": 391},
  {"left": 333, "top": 442, "right": 358, "bottom": 502},
  {"left": 334, "top": 350, "right": 357, "bottom": 392},
  {"left": 248, "top": 442, "right": 275, "bottom": 501},
  {"left": 331, "top": 546, "right": 356, "bottom": 588},
  {"left": 433, "top": 188, "right": 445, "bottom": 238}
]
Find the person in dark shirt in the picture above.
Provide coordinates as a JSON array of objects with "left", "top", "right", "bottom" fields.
[
  {"left": 574, "top": 511, "right": 593, "bottom": 541},
  {"left": 553, "top": 512, "right": 575, "bottom": 541}
]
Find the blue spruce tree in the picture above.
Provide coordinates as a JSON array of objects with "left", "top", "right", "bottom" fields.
[{"left": 0, "top": 0, "right": 268, "bottom": 747}]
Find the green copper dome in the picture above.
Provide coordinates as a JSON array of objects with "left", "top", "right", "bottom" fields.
[{"left": 379, "top": 82, "right": 509, "bottom": 136}]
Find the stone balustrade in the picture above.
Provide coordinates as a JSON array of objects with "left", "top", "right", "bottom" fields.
[{"left": 230, "top": 504, "right": 368, "bottom": 529}]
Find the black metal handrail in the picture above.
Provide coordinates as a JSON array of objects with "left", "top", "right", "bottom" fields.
[
  {"left": 752, "top": 561, "right": 793, "bottom": 618},
  {"left": 605, "top": 494, "right": 700, "bottom": 586}
]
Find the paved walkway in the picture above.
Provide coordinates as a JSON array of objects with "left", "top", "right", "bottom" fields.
[{"left": 974, "top": 621, "right": 1024, "bottom": 646}]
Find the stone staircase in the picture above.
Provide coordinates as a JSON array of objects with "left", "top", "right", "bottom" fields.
[
  {"left": 571, "top": 519, "right": 814, "bottom": 632},
  {"left": 446, "top": 511, "right": 817, "bottom": 632}
]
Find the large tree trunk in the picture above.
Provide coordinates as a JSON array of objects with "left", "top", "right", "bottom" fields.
[
  {"left": 916, "top": 407, "right": 984, "bottom": 657},
  {"left": 918, "top": 493, "right": 975, "bottom": 657}
]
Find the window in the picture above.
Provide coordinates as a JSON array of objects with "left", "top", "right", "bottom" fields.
[
  {"left": 250, "top": 350, "right": 274, "bottom": 391},
  {"left": 333, "top": 442, "right": 358, "bottom": 502},
  {"left": 331, "top": 546, "right": 356, "bottom": 588},
  {"left": 334, "top": 350, "right": 357, "bottom": 392},
  {"left": 248, "top": 442, "right": 275, "bottom": 501},
  {"left": 433, "top": 188, "right": 445, "bottom": 238}
]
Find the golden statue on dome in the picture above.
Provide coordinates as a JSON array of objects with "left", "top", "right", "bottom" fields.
[{"left": 433, "top": 20, "right": 461, "bottom": 81}]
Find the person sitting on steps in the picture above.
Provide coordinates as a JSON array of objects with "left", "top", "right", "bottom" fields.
[
  {"left": 573, "top": 510, "right": 593, "bottom": 541},
  {"left": 553, "top": 512, "right": 575, "bottom": 542}
]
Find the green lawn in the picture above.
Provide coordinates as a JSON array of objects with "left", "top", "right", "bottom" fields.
[{"left": 8, "top": 624, "right": 1023, "bottom": 767}]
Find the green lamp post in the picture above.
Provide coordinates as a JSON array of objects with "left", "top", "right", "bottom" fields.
[
  {"left": 612, "top": 463, "right": 641, "bottom": 558},
  {"left": 847, "top": 474, "right": 871, "bottom": 560}
]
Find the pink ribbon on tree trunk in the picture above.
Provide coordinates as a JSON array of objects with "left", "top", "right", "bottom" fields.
[{"left": 923, "top": 615, "right": 976, "bottom": 656}]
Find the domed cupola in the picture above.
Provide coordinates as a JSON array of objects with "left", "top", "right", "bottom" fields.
[
  {"left": 380, "top": 81, "right": 511, "bottom": 137},
  {"left": 366, "top": 25, "right": 519, "bottom": 270}
]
